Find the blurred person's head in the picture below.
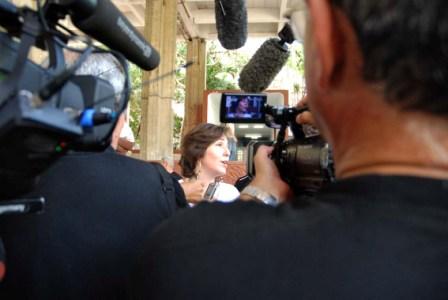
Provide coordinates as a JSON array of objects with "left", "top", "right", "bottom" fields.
[
  {"left": 161, "top": 156, "right": 174, "bottom": 173},
  {"left": 75, "top": 52, "right": 126, "bottom": 110},
  {"left": 76, "top": 53, "right": 127, "bottom": 150},
  {"left": 288, "top": 0, "right": 448, "bottom": 178},
  {"left": 111, "top": 114, "right": 126, "bottom": 150},
  {"left": 224, "top": 125, "right": 237, "bottom": 141},
  {"left": 180, "top": 123, "right": 229, "bottom": 181}
]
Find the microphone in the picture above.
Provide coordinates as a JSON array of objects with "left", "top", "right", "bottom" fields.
[
  {"left": 214, "top": 0, "right": 248, "bottom": 50},
  {"left": 238, "top": 24, "right": 295, "bottom": 93},
  {"left": 69, "top": 0, "right": 160, "bottom": 71}
]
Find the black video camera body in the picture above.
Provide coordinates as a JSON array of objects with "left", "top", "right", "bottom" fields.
[{"left": 220, "top": 92, "right": 334, "bottom": 194}]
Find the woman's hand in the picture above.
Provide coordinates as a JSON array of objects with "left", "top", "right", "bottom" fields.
[{"left": 181, "top": 180, "right": 206, "bottom": 204}]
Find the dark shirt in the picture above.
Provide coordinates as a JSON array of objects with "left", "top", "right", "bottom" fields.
[
  {"left": 0, "top": 149, "right": 186, "bottom": 299},
  {"left": 130, "top": 175, "right": 448, "bottom": 299},
  {"left": 170, "top": 171, "right": 183, "bottom": 181}
]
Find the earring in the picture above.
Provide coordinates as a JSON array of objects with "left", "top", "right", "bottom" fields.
[{"left": 194, "top": 160, "right": 202, "bottom": 178}]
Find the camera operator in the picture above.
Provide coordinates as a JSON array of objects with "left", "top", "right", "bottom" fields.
[
  {"left": 0, "top": 53, "right": 187, "bottom": 299},
  {"left": 129, "top": 1, "right": 448, "bottom": 299}
]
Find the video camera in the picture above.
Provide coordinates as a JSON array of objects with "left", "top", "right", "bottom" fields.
[
  {"left": 0, "top": 0, "right": 159, "bottom": 200},
  {"left": 220, "top": 92, "right": 334, "bottom": 195},
  {"left": 0, "top": 0, "right": 161, "bottom": 277}
]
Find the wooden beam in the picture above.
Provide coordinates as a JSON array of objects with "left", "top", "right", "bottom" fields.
[
  {"left": 278, "top": 0, "right": 288, "bottom": 33},
  {"left": 125, "top": 3, "right": 145, "bottom": 27},
  {"left": 177, "top": 1, "right": 200, "bottom": 39},
  {"left": 158, "top": 0, "right": 177, "bottom": 160},
  {"left": 182, "top": 38, "right": 206, "bottom": 136},
  {"left": 140, "top": 0, "right": 177, "bottom": 161},
  {"left": 192, "top": 8, "right": 280, "bottom": 24}
]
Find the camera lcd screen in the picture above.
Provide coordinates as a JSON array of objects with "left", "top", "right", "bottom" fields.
[{"left": 220, "top": 93, "right": 267, "bottom": 123}]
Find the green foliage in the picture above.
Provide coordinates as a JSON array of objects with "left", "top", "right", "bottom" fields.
[
  {"left": 128, "top": 63, "right": 142, "bottom": 143},
  {"left": 286, "top": 43, "right": 305, "bottom": 75},
  {"left": 173, "top": 114, "right": 183, "bottom": 149},
  {"left": 172, "top": 41, "right": 187, "bottom": 149},
  {"left": 206, "top": 41, "right": 249, "bottom": 90},
  {"left": 285, "top": 43, "right": 306, "bottom": 99},
  {"left": 175, "top": 41, "right": 187, "bottom": 104}
]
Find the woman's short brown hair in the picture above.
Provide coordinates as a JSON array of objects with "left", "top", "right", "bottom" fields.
[{"left": 180, "top": 123, "right": 226, "bottom": 178}]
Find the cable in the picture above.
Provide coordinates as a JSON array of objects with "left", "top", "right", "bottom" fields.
[
  {"left": 38, "top": 43, "right": 94, "bottom": 100},
  {"left": 36, "top": 0, "right": 50, "bottom": 33}
]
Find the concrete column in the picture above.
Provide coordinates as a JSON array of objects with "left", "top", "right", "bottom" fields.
[{"left": 140, "top": 0, "right": 177, "bottom": 161}]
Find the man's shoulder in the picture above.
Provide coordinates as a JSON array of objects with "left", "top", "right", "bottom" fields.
[
  {"left": 149, "top": 174, "right": 448, "bottom": 245},
  {"left": 58, "top": 150, "right": 155, "bottom": 172},
  {"left": 134, "top": 176, "right": 448, "bottom": 299},
  {"left": 36, "top": 151, "right": 170, "bottom": 196}
]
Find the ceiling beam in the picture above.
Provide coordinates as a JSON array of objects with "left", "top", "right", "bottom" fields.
[
  {"left": 177, "top": 1, "right": 200, "bottom": 39},
  {"left": 125, "top": 3, "right": 145, "bottom": 26},
  {"left": 192, "top": 8, "right": 280, "bottom": 25},
  {"left": 277, "top": 0, "right": 288, "bottom": 33},
  {"left": 107, "top": 0, "right": 298, "bottom": 41},
  {"left": 115, "top": 0, "right": 146, "bottom": 4}
]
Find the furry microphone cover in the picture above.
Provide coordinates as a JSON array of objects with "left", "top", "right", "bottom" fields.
[
  {"left": 238, "top": 38, "right": 290, "bottom": 93},
  {"left": 215, "top": 0, "right": 248, "bottom": 50}
]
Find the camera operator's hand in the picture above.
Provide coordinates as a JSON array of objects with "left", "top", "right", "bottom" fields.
[
  {"left": 117, "top": 137, "right": 134, "bottom": 154},
  {"left": 296, "top": 111, "right": 316, "bottom": 126},
  {"left": 242, "top": 145, "right": 292, "bottom": 203},
  {"left": 296, "top": 97, "right": 316, "bottom": 126}
]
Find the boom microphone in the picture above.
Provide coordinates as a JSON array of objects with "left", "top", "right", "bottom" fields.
[
  {"left": 68, "top": 0, "right": 160, "bottom": 71},
  {"left": 215, "top": 0, "right": 248, "bottom": 50},
  {"left": 239, "top": 24, "right": 295, "bottom": 93}
]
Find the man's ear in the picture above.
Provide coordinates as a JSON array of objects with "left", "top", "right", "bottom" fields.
[
  {"left": 111, "top": 113, "right": 126, "bottom": 149},
  {"left": 307, "top": 0, "right": 343, "bottom": 89}
]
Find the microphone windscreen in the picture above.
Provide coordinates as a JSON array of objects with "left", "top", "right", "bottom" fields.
[
  {"left": 215, "top": 0, "right": 248, "bottom": 50},
  {"left": 239, "top": 38, "right": 290, "bottom": 93}
]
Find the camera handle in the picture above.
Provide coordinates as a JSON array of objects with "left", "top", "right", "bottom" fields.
[
  {"left": 271, "top": 123, "right": 287, "bottom": 165},
  {"left": 271, "top": 118, "right": 307, "bottom": 176},
  {"left": 0, "top": 197, "right": 45, "bottom": 283}
]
